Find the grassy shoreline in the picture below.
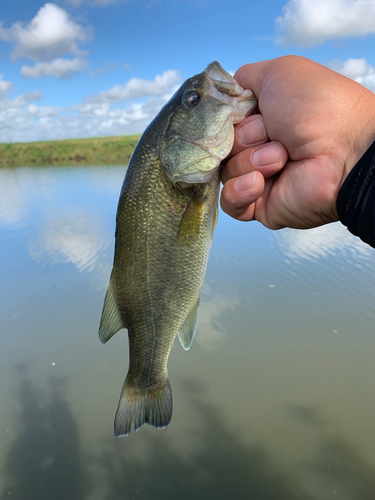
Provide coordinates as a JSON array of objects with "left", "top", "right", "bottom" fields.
[{"left": 0, "top": 135, "right": 141, "bottom": 167}]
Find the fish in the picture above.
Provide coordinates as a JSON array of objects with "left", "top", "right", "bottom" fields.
[{"left": 99, "top": 61, "right": 257, "bottom": 437}]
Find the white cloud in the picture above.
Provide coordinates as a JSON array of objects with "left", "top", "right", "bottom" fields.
[
  {"left": 0, "top": 92, "right": 171, "bottom": 143},
  {"left": 88, "top": 62, "right": 118, "bottom": 78},
  {"left": 0, "top": 75, "right": 12, "bottom": 96},
  {"left": 26, "top": 103, "right": 60, "bottom": 118},
  {"left": 0, "top": 69, "right": 181, "bottom": 142},
  {"left": 276, "top": 0, "right": 375, "bottom": 47},
  {"left": 329, "top": 58, "right": 375, "bottom": 92},
  {"left": 21, "top": 57, "right": 89, "bottom": 79},
  {"left": 0, "top": 91, "right": 43, "bottom": 112},
  {"left": 0, "top": 3, "right": 92, "bottom": 61},
  {"left": 0, "top": 91, "right": 62, "bottom": 142},
  {"left": 87, "top": 69, "right": 181, "bottom": 103},
  {"left": 0, "top": 22, "right": 7, "bottom": 41}
]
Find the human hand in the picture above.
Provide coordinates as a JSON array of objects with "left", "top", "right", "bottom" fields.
[{"left": 221, "top": 56, "right": 375, "bottom": 229}]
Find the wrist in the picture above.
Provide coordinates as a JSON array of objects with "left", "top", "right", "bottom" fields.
[
  {"left": 341, "top": 91, "right": 375, "bottom": 187},
  {"left": 337, "top": 141, "right": 375, "bottom": 248}
]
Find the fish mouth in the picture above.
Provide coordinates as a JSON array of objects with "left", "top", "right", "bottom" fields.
[
  {"left": 205, "top": 61, "right": 245, "bottom": 97},
  {"left": 205, "top": 61, "right": 257, "bottom": 124},
  {"left": 186, "top": 62, "right": 257, "bottom": 164}
]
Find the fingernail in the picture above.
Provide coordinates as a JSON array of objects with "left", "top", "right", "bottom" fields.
[
  {"left": 235, "top": 172, "right": 256, "bottom": 192},
  {"left": 237, "top": 119, "right": 266, "bottom": 145},
  {"left": 253, "top": 143, "right": 280, "bottom": 166}
]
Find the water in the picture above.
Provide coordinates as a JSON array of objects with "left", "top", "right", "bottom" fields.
[{"left": 1, "top": 165, "right": 375, "bottom": 500}]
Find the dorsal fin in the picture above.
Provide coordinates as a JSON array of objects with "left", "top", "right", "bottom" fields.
[{"left": 99, "top": 276, "right": 125, "bottom": 344}]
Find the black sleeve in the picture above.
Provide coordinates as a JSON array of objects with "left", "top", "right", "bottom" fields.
[{"left": 336, "top": 141, "right": 375, "bottom": 248}]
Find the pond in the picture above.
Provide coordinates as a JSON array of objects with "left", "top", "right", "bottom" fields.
[{"left": 1, "top": 165, "right": 375, "bottom": 500}]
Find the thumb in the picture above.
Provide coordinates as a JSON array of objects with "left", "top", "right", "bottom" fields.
[{"left": 234, "top": 60, "right": 271, "bottom": 100}]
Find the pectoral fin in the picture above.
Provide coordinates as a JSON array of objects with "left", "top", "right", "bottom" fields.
[
  {"left": 178, "top": 191, "right": 206, "bottom": 242},
  {"left": 178, "top": 295, "right": 200, "bottom": 350},
  {"left": 99, "top": 276, "right": 125, "bottom": 344}
]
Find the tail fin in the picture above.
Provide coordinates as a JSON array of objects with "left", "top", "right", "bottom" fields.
[{"left": 114, "top": 377, "right": 173, "bottom": 437}]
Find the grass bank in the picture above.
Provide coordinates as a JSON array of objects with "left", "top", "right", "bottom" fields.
[{"left": 0, "top": 135, "right": 141, "bottom": 167}]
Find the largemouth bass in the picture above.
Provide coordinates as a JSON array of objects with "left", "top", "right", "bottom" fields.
[{"left": 99, "top": 61, "right": 256, "bottom": 437}]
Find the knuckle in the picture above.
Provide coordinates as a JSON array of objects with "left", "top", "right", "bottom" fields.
[{"left": 221, "top": 185, "right": 247, "bottom": 212}]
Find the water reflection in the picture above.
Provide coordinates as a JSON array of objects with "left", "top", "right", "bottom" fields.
[
  {"left": 305, "top": 438, "right": 375, "bottom": 499},
  {"left": 196, "top": 283, "right": 239, "bottom": 352},
  {"left": 87, "top": 380, "right": 311, "bottom": 500},
  {"left": 0, "top": 169, "right": 27, "bottom": 228},
  {"left": 287, "top": 405, "right": 330, "bottom": 427},
  {"left": 276, "top": 223, "right": 372, "bottom": 261},
  {"left": 29, "top": 208, "right": 108, "bottom": 272},
  {"left": 5, "top": 367, "right": 375, "bottom": 500},
  {"left": 1, "top": 366, "right": 84, "bottom": 500},
  {"left": 2, "top": 166, "right": 375, "bottom": 499}
]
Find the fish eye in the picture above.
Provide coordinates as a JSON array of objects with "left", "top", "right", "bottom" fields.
[{"left": 183, "top": 90, "right": 201, "bottom": 107}]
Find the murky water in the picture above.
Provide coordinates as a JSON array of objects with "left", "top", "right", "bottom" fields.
[{"left": 1, "top": 165, "right": 375, "bottom": 500}]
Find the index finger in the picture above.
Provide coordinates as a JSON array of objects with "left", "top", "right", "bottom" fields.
[{"left": 227, "top": 114, "right": 269, "bottom": 160}]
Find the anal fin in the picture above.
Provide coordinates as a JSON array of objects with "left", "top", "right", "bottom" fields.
[
  {"left": 178, "top": 295, "right": 200, "bottom": 351},
  {"left": 99, "top": 275, "right": 125, "bottom": 344}
]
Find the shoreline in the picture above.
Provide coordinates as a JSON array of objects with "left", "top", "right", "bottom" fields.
[{"left": 0, "top": 135, "right": 140, "bottom": 167}]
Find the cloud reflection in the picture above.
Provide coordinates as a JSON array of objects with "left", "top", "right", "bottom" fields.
[
  {"left": 276, "top": 223, "right": 372, "bottom": 261},
  {"left": 196, "top": 284, "right": 238, "bottom": 351},
  {"left": 29, "top": 208, "right": 110, "bottom": 272},
  {"left": 0, "top": 170, "right": 26, "bottom": 227},
  {"left": 0, "top": 166, "right": 120, "bottom": 290},
  {"left": 1, "top": 368, "right": 84, "bottom": 500}
]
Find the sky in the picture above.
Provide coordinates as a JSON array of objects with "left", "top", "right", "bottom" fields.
[{"left": 1, "top": 0, "right": 375, "bottom": 143}]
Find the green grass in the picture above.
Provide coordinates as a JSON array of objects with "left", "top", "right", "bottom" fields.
[{"left": 0, "top": 135, "right": 141, "bottom": 167}]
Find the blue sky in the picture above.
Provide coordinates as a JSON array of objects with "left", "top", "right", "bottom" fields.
[{"left": 1, "top": 0, "right": 375, "bottom": 142}]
